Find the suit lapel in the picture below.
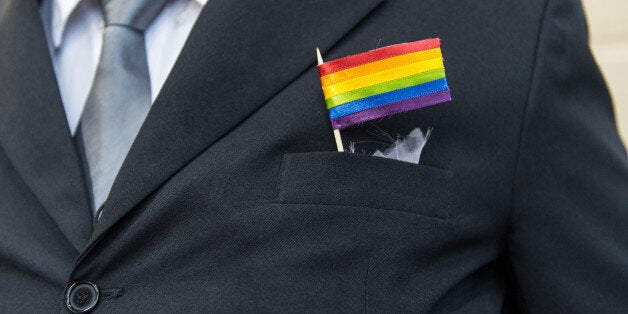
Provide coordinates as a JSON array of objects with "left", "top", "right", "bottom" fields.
[
  {"left": 0, "top": 0, "right": 93, "bottom": 251},
  {"left": 93, "top": 0, "right": 384, "bottom": 241}
]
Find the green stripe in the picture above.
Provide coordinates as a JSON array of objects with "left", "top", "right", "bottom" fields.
[{"left": 325, "top": 68, "right": 446, "bottom": 109}]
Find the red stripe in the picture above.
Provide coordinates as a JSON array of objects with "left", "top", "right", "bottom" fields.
[{"left": 318, "top": 38, "right": 441, "bottom": 77}]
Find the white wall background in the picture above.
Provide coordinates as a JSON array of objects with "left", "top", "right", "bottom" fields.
[{"left": 582, "top": 0, "right": 628, "bottom": 145}]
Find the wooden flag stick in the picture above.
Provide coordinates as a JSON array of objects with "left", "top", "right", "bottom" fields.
[{"left": 317, "top": 48, "right": 345, "bottom": 152}]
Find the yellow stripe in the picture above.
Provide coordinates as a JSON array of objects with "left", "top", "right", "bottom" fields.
[
  {"left": 320, "top": 48, "right": 442, "bottom": 87},
  {"left": 322, "top": 58, "right": 444, "bottom": 99}
]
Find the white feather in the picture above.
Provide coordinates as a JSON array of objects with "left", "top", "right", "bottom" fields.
[{"left": 372, "top": 128, "right": 432, "bottom": 164}]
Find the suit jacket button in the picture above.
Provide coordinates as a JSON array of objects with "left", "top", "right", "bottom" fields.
[{"left": 65, "top": 281, "right": 99, "bottom": 313}]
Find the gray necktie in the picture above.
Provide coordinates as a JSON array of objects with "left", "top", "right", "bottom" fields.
[{"left": 78, "top": 0, "right": 169, "bottom": 212}]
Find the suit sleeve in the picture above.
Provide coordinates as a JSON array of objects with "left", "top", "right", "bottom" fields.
[{"left": 508, "top": 0, "right": 628, "bottom": 312}]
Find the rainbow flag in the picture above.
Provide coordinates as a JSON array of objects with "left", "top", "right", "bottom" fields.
[{"left": 317, "top": 38, "right": 451, "bottom": 130}]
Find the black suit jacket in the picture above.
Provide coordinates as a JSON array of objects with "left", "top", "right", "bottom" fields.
[{"left": 1, "top": 0, "right": 627, "bottom": 312}]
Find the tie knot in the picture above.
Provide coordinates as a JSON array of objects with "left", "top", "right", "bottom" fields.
[{"left": 99, "top": 0, "right": 170, "bottom": 31}]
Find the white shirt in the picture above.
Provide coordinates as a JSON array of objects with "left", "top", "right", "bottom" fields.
[{"left": 40, "top": 0, "right": 207, "bottom": 134}]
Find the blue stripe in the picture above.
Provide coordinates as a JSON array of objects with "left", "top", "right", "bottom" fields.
[{"left": 328, "top": 78, "right": 449, "bottom": 119}]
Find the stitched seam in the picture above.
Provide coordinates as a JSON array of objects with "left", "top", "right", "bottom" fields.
[
  {"left": 274, "top": 154, "right": 289, "bottom": 202},
  {"left": 100, "top": 288, "right": 124, "bottom": 299},
  {"left": 285, "top": 152, "right": 454, "bottom": 174},
  {"left": 364, "top": 253, "right": 372, "bottom": 313},
  {"left": 508, "top": 0, "right": 552, "bottom": 229},
  {"left": 273, "top": 202, "right": 451, "bottom": 222}
]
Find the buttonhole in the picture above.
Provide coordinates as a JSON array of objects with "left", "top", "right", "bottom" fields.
[{"left": 100, "top": 288, "right": 124, "bottom": 299}]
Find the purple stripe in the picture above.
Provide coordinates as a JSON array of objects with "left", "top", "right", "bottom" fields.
[{"left": 330, "top": 90, "right": 451, "bottom": 129}]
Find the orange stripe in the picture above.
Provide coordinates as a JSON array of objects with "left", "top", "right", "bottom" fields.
[
  {"left": 322, "top": 58, "right": 444, "bottom": 99},
  {"left": 320, "top": 48, "right": 442, "bottom": 87}
]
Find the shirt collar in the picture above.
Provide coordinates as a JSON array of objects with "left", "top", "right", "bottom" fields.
[{"left": 49, "top": 0, "right": 207, "bottom": 48}]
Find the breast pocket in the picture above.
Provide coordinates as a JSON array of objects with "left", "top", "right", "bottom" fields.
[{"left": 276, "top": 152, "right": 454, "bottom": 219}]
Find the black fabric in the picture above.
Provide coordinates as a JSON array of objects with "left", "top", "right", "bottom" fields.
[
  {"left": 0, "top": 0, "right": 93, "bottom": 252},
  {"left": 0, "top": 0, "right": 627, "bottom": 312}
]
